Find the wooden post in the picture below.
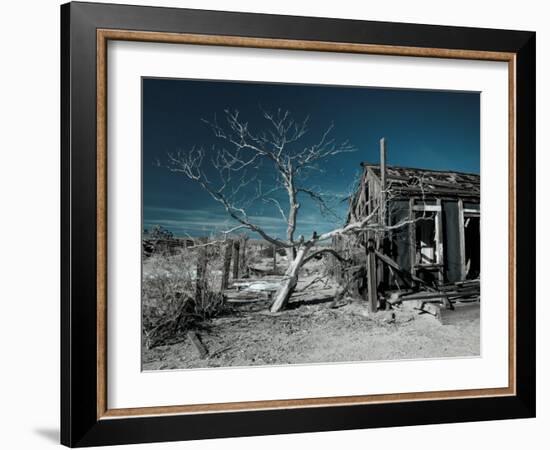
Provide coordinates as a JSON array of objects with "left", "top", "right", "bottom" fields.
[
  {"left": 272, "top": 245, "right": 277, "bottom": 271},
  {"left": 221, "top": 240, "right": 233, "bottom": 291},
  {"left": 366, "top": 238, "right": 378, "bottom": 313},
  {"left": 239, "top": 236, "right": 248, "bottom": 277},
  {"left": 232, "top": 240, "right": 240, "bottom": 280},
  {"left": 195, "top": 238, "right": 208, "bottom": 302},
  {"left": 379, "top": 137, "right": 387, "bottom": 225},
  {"left": 377, "top": 138, "right": 387, "bottom": 307},
  {"left": 409, "top": 198, "right": 416, "bottom": 275}
]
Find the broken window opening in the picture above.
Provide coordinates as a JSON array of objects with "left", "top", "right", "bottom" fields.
[
  {"left": 414, "top": 211, "right": 441, "bottom": 266},
  {"left": 416, "top": 213, "right": 436, "bottom": 265},
  {"left": 410, "top": 203, "right": 444, "bottom": 285}
]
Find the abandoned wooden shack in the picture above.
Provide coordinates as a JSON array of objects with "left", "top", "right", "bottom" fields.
[{"left": 334, "top": 152, "right": 480, "bottom": 313}]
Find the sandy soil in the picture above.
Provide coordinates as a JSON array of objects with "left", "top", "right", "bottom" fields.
[{"left": 142, "top": 282, "right": 480, "bottom": 371}]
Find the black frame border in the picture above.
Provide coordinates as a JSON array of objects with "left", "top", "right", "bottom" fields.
[{"left": 61, "top": 2, "right": 536, "bottom": 447}]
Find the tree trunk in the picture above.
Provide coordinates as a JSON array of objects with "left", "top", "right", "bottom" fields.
[
  {"left": 285, "top": 246, "right": 297, "bottom": 262},
  {"left": 270, "top": 244, "right": 311, "bottom": 312}
]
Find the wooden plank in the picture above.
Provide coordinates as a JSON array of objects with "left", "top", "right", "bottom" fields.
[
  {"left": 373, "top": 249, "right": 434, "bottom": 289},
  {"left": 398, "top": 289, "right": 478, "bottom": 302},
  {"left": 187, "top": 331, "right": 208, "bottom": 358},
  {"left": 411, "top": 205, "right": 442, "bottom": 212},
  {"left": 391, "top": 185, "right": 481, "bottom": 197},
  {"left": 399, "top": 291, "right": 449, "bottom": 301},
  {"left": 365, "top": 171, "right": 479, "bottom": 188},
  {"left": 439, "top": 280, "right": 479, "bottom": 291}
]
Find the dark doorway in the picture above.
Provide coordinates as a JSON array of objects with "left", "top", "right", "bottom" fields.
[{"left": 464, "top": 216, "right": 480, "bottom": 279}]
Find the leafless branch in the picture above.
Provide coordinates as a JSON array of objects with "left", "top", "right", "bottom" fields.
[
  {"left": 166, "top": 108, "right": 356, "bottom": 251},
  {"left": 316, "top": 206, "right": 380, "bottom": 242},
  {"left": 302, "top": 248, "right": 351, "bottom": 266},
  {"left": 164, "top": 107, "right": 364, "bottom": 312}
]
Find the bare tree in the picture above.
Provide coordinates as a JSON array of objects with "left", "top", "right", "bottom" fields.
[{"left": 165, "top": 108, "right": 390, "bottom": 312}]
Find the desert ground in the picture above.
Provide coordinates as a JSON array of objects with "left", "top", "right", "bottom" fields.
[{"left": 142, "top": 242, "right": 480, "bottom": 371}]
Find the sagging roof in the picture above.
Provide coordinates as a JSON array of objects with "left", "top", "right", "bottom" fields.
[{"left": 362, "top": 163, "right": 480, "bottom": 198}]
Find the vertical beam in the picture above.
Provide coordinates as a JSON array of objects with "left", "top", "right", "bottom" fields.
[
  {"left": 409, "top": 198, "right": 416, "bottom": 275},
  {"left": 379, "top": 137, "right": 387, "bottom": 227},
  {"left": 364, "top": 169, "right": 377, "bottom": 312},
  {"left": 458, "top": 199, "right": 466, "bottom": 280},
  {"left": 435, "top": 199, "right": 444, "bottom": 283},
  {"left": 376, "top": 138, "right": 387, "bottom": 301},
  {"left": 366, "top": 239, "right": 378, "bottom": 313},
  {"left": 232, "top": 240, "right": 240, "bottom": 280},
  {"left": 272, "top": 245, "right": 277, "bottom": 271}
]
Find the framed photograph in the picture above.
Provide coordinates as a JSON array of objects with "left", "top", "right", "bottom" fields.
[{"left": 61, "top": 1, "right": 536, "bottom": 447}]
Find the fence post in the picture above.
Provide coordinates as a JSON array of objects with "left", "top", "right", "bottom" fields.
[
  {"left": 239, "top": 235, "right": 248, "bottom": 277},
  {"left": 232, "top": 240, "right": 240, "bottom": 280},
  {"left": 195, "top": 237, "right": 208, "bottom": 303},
  {"left": 221, "top": 240, "right": 233, "bottom": 291}
]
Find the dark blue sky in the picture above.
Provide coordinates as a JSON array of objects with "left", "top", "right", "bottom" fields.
[{"left": 143, "top": 78, "right": 479, "bottom": 239}]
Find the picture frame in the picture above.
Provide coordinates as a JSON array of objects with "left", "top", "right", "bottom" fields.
[{"left": 60, "top": 1, "right": 536, "bottom": 447}]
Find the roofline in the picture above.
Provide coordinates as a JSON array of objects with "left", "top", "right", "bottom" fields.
[{"left": 360, "top": 162, "right": 480, "bottom": 178}]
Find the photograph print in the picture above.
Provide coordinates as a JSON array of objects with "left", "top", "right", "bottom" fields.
[{"left": 141, "top": 78, "right": 481, "bottom": 370}]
